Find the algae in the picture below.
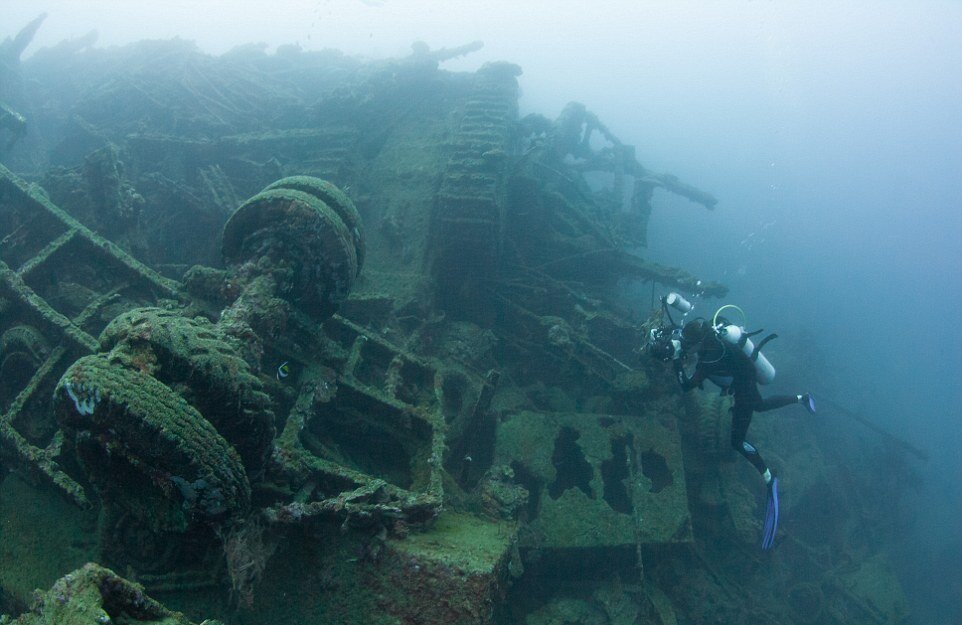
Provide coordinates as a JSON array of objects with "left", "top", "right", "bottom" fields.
[{"left": 0, "top": 26, "right": 915, "bottom": 625}]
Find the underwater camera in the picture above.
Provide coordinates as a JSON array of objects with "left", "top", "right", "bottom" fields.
[
  {"left": 645, "top": 326, "right": 680, "bottom": 362},
  {"left": 642, "top": 291, "right": 694, "bottom": 361}
]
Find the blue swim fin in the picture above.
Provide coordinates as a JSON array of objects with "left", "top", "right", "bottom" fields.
[
  {"left": 802, "top": 393, "right": 816, "bottom": 415},
  {"left": 761, "top": 477, "right": 779, "bottom": 550}
]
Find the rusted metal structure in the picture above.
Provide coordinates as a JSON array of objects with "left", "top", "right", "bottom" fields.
[{"left": 0, "top": 19, "right": 909, "bottom": 625}]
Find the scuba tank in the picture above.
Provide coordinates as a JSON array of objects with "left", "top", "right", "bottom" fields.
[
  {"left": 665, "top": 292, "right": 693, "bottom": 313},
  {"left": 712, "top": 305, "right": 777, "bottom": 385},
  {"left": 658, "top": 292, "right": 693, "bottom": 330}
]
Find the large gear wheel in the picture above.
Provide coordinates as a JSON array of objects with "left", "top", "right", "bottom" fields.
[
  {"left": 99, "top": 307, "right": 275, "bottom": 478},
  {"left": 263, "top": 176, "right": 365, "bottom": 274},
  {"left": 222, "top": 183, "right": 359, "bottom": 320},
  {"left": 55, "top": 354, "right": 251, "bottom": 530}
]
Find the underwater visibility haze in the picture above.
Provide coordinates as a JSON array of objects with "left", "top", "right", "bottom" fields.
[{"left": 0, "top": 2, "right": 959, "bottom": 624}]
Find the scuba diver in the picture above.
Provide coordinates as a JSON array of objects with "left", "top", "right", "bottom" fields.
[{"left": 645, "top": 293, "right": 816, "bottom": 550}]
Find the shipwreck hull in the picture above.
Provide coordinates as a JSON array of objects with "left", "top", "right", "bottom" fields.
[{"left": 0, "top": 31, "right": 908, "bottom": 625}]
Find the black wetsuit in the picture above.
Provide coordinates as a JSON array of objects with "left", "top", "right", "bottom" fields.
[{"left": 673, "top": 320, "right": 796, "bottom": 476}]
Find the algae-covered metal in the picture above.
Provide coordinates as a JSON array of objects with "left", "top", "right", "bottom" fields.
[
  {"left": 496, "top": 410, "right": 691, "bottom": 550},
  {"left": 0, "top": 29, "right": 909, "bottom": 625}
]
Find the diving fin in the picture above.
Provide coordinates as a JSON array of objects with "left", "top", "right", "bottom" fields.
[
  {"left": 761, "top": 477, "right": 779, "bottom": 550},
  {"left": 802, "top": 393, "right": 816, "bottom": 415}
]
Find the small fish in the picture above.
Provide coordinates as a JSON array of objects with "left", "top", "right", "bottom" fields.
[{"left": 276, "top": 361, "right": 291, "bottom": 380}]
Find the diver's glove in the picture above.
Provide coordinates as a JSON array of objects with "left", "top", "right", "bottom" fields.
[{"left": 761, "top": 476, "right": 779, "bottom": 550}]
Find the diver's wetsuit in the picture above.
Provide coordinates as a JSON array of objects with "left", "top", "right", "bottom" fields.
[{"left": 674, "top": 320, "right": 797, "bottom": 476}]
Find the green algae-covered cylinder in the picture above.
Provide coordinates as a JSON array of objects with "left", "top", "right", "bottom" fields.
[
  {"left": 98, "top": 307, "right": 275, "bottom": 479},
  {"left": 54, "top": 354, "right": 251, "bottom": 532},
  {"left": 263, "top": 176, "right": 365, "bottom": 274},
  {"left": 222, "top": 177, "right": 362, "bottom": 320}
]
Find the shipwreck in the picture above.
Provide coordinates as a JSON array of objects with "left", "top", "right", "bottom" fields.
[{"left": 0, "top": 16, "right": 909, "bottom": 625}]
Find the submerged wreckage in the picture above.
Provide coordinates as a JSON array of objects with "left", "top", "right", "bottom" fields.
[{"left": 1, "top": 17, "right": 908, "bottom": 625}]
